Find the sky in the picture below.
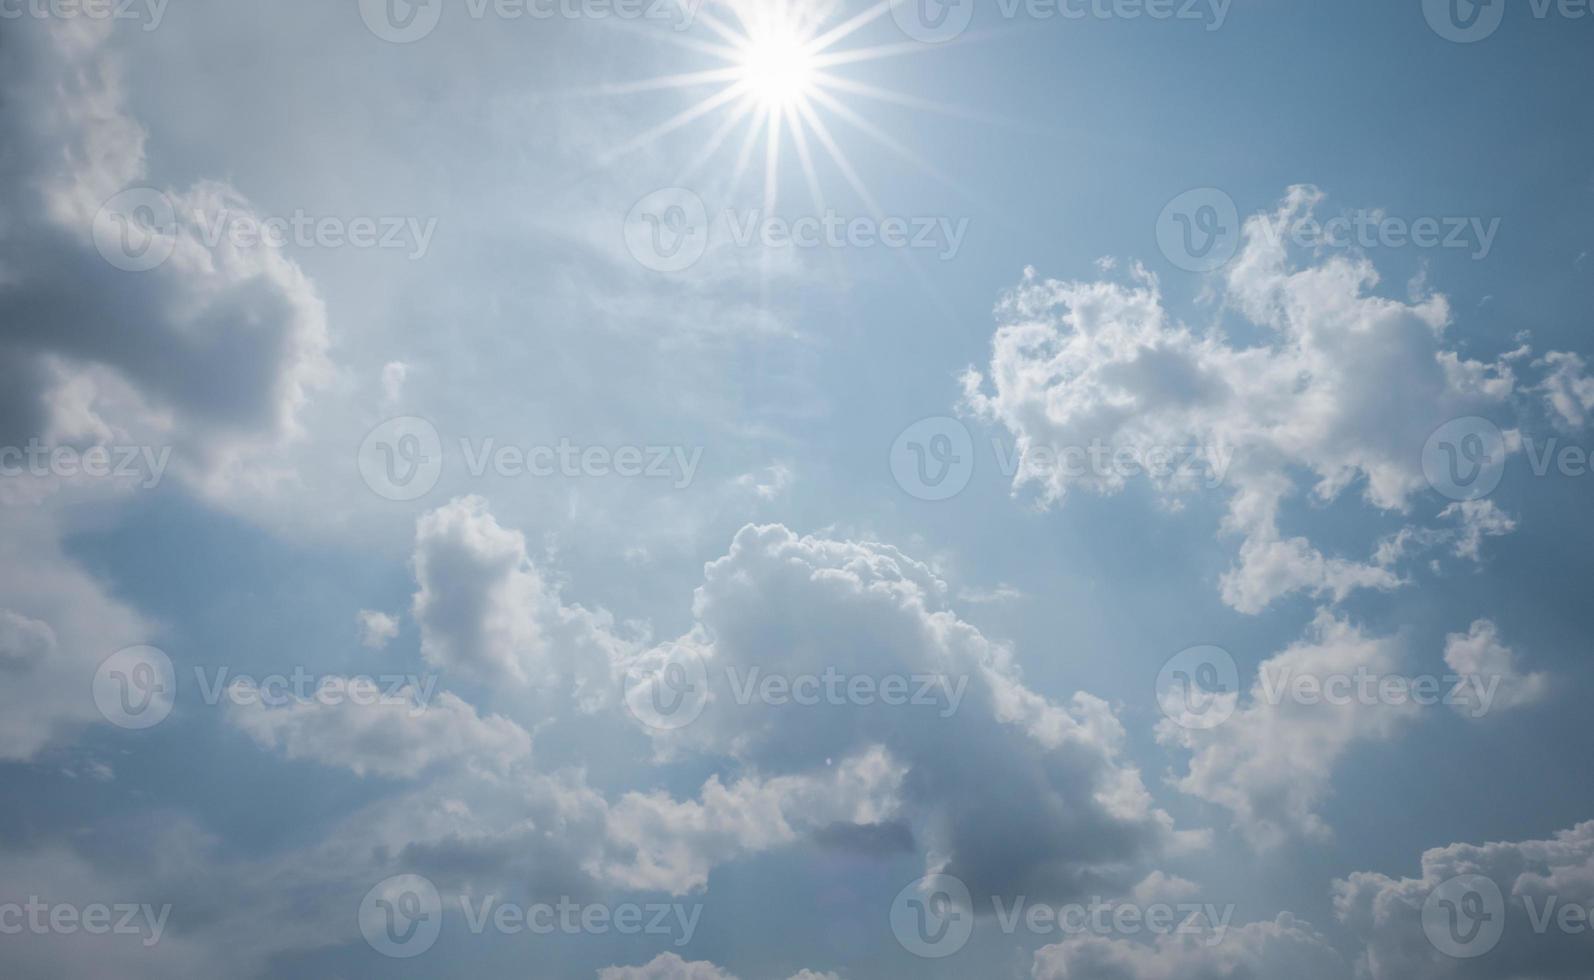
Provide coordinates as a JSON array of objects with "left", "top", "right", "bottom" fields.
[{"left": 3, "top": 0, "right": 1594, "bottom": 977}]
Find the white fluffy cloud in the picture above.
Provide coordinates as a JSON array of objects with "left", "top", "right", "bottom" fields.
[
  {"left": 227, "top": 679, "right": 533, "bottom": 779},
  {"left": 963, "top": 186, "right": 1546, "bottom": 613},
  {"left": 1442, "top": 619, "right": 1547, "bottom": 716},
  {"left": 619, "top": 521, "right": 1197, "bottom": 901},
  {"left": 1031, "top": 913, "right": 1347, "bottom": 980},
  {"left": 1158, "top": 610, "right": 1418, "bottom": 848},
  {"left": 1335, "top": 820, "right": 1594, "bottom": 979},
  {"left": 355, "top": 609, "right": 400, "bottom": 650},
  {"left": 597, "top": 953, "right": 838, "bottom": 980}
]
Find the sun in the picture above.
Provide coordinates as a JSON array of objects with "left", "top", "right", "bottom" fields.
[
  {"left": 592, "top": 0, "right": 971, "bottom": 216},
  {"left": 739, "top": 27, "right": 818, "bottom": 108}
]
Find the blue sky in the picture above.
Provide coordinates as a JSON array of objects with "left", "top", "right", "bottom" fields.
[{"left": 4, "top": 1, "right": 1594, "bottom": 977}]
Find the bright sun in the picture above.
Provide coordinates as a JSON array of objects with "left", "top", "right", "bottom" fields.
[
  {"left": 739, "top": 30, "right": 818, "bottom": 108},
  {"left": 597, "top": 0, "right": 962, "bottom": 217}
]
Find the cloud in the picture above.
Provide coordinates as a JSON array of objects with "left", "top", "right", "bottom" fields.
[
  {"left": 620, "top": 521, "right": 1196, "bottom": 901},
  {"left": 1442, "top": 619, "right": 1548, "bottom": 715},
  {"left": 411, "top": 495, "right": 632, "bottom": 699},
  {"left": 962, "top": 186, "right": 1545, "bottom": 613},
  {"left": 0, "top": 18, "right": 330, "bottom": 493},
  {"left": 355, "top": 609, "right": 399, "bottom": 650},
  {"left": 227, "top": 679, "right": 532, "bottom": 779},
  {"left": 597, "top": 953, "right": 837, "bottom": 980},
  {"left": 1030, "top": 912, "right": 1347, "bottom": 980},
  {"left": 1158, "top": 610, "right": 1418, "bottom": 848},
  {"left": 1335, "top": 820, "right": 1594, "bottom": 979},
  {"left": 1534, "top": 351, "right": 1594, "bottom": 430}
]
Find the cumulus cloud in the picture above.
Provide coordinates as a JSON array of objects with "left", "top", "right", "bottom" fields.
[
  {"left": 620, "top": 522, "right": 1196, "bottom": 902},
  {"left": 1030, "top": 912, "right": 1347, "bottom": 980},
  {"left": 0, "top": 19, "right": 330, "bottom": 492},
  {"left": 1535, "top": 351, "right": 1594, "bottom": 430},
  {"left": 411, "top": 495, "right": 633, "bottom": 698},
  {"left": 226, "top": 679, "right": 532, "bottom": 779},
  {"left": 962, "top": 186, "right": 1546, "bottom": 613},
  {"left": 1442, "top": 619, "right": 1548, "bottom": 716},
  {"left": 1335, "top": 820, "right": 1594, "bottom": 979},
  {"left": 1159, "top": 610, "right": 1418, "bottom": 848},
  {"left": 355, "top": 609, "right": 399, "bottom": 650}
]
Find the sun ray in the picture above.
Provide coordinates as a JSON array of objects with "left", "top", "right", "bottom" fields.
[
  {"left": 601, "top": 82, "right": 752, "bottom": 164},
  {"left": 802, "top": 0, "right": 893, "bottom": 55},
  {"left": 677, "top": 94, "right": 762, "bottom": 186},
  {"left": 572, "top": 66, "right": 745, "bottom": 99}
]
